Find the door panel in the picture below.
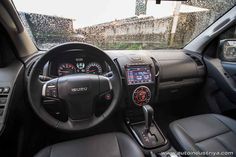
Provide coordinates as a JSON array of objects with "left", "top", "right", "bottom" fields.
[
  {"left": 204, "top": 57, "right": 236, "bottom": 104},
  {"left": 203, "top": 25, "right": 236, "bottom": 114},
  {"left": 222, "top": 62, "right": 236, "bottom": 82}
]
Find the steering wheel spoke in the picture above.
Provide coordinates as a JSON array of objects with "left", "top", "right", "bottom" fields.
[
  {"left": 60, "top": 114, "right": 98, "bottom": 131},
  {"left": 42, "top": 78, "right": 59, "bottom": 99},
  {"left": 98, "top": 75, "right": 112, "bottom": 95}
]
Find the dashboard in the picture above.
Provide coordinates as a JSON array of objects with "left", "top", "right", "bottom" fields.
[
  {"left": 47, "top": 51, "right": 107, "bottom": 77},
  {"left": 43, "top": 49, "right": 205, "bottom": 106}
]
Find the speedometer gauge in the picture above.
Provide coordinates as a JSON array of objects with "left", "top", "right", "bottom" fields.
[
  {"left": 85, "top": 62, "right": 102, "bottom": 74},
  {"left": 58, "top": 63, "right": 76, "bottom": 76}
]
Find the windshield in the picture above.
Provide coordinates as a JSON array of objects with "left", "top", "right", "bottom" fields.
[{"left": 14, "top": 0, "right": 236, "bottom": 50}]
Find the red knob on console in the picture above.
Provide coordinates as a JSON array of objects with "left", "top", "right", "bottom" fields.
[{"left": 132, "top": 86, "right": 151, "bottom": 106}]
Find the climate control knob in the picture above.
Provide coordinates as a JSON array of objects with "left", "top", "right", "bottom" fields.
[{"left": 132, "top": 86, "right": 151, "bottom": 106}]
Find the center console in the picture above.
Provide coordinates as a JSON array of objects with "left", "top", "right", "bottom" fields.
[
  {"left": 114, "top": 53, "right": 168, "bottom": 152},
  {"left": 129, "top": 105, "right": 167, "bottom": 149},
  {"left": 125, "top": 65, "right": 153, "bottom": 106},
  {"left": 124, "top": 64, "right": 167, "bottom": 149}
]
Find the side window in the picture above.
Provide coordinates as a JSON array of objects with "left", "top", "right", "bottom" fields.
[
  {"left": 220, "top": 26, "right": 236, "bottom": 40},
  {"left": 218, "top": 25, "right": 236, "bottom": 62}
]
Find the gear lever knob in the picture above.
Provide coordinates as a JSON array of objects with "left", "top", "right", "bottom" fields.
[{"left": 142, "top": 104, "right": 154, "bottom": 133}]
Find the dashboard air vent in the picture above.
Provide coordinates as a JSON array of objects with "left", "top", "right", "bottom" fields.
[{"left": 188, "top": 55, "right": 203, "bottom": 66}]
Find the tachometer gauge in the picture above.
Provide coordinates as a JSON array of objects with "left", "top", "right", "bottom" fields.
[
  {"left": 85, "top": 62, "right": 102, "bottom": 74},
  {"left": 58, "top": 63, "right": 76, "bottom": 76}
]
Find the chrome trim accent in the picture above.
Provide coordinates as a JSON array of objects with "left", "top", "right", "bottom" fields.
[
  {"left": 42, "top": 82, "right": 47, "bottom": 97},
  {"left": 105, "top": 77, "right": 112, "bottom": 90}
]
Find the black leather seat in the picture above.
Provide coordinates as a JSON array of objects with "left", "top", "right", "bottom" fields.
[
  {"left": 170, "top": 114, "right": 236, "bottom": 155},
  {"left": 35, "top": 132, "right": 144, "bottom": 157}
]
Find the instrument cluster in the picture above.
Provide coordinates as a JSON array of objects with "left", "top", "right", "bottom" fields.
[{"left": 48, "top": 53, "right": 106, "bottom": 77}]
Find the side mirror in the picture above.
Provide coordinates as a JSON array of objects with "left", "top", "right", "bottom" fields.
[{"left": 218, "top": 39, "right": 236, "bottom": 62}]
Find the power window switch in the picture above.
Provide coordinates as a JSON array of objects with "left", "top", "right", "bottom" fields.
[
  {"left": 0, "top": 98, "right": 7, "bottom": 104},
  {"left": 3, "top": 87, "right": 10, "bottom": 94},
  {"left": 0, "top": 88, "right": 3, "bottom": 93},
  {"left": 0, "top": 109, "right": 4, "bottom": 116}
]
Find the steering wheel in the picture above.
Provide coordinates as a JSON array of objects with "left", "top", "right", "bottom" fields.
[{"left": 27, "top": 43, "right": 122, "bottom": 131}]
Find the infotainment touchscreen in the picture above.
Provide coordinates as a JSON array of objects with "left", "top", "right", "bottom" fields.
[{"left": 126, "top": 66, "right": 153, "bottom": 85}]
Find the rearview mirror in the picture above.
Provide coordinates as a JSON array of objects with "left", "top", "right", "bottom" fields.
[{"left": 218, "top": 39, "right": 236, "bottom": 62}]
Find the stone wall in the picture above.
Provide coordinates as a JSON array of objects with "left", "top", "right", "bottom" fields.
[
  {"left": 80, "top": 16, "right": 173, "bottom": 49},
  {"left": 104, "top": 17, "right": 173, "bottom": 48},
  {"left": 79, "top": 14, "right": 198, "bottom": 49}
]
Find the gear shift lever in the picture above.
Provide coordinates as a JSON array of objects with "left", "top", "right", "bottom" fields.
[
  {"left": 142, "top": 104, "right": 154, "bottom": 133},
  {"left": 127, "top": 104, "right": 167, "bottom": 148}
]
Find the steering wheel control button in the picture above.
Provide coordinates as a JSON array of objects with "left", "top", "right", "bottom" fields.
[
  {"left": 42, "top": 79, "right": 58, "bottom": 98},
  {"left": 46, "top": 84, "right": 57, "bottom": 98},
  {"left": 0, "top": 109, "right": 4, "bottom": 116},
  {"left": 132, "top": 86, "right": 151, "bottom": 106},
  {"left": 2, "top": 87, "right": 10, "bottom": 94},
  {"left": 104, "top": 93, "right": 112, "bottom": 100}
]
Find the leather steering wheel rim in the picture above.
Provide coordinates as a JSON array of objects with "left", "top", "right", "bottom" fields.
[{"left": 27, "top": 42, "right": 122, "bottom": 131}]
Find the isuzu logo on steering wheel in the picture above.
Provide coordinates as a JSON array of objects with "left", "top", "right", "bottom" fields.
[{"left": 71, "top": 87, "right": 88, "bottom": 93}]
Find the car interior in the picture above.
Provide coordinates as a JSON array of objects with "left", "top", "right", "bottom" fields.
[{"left": 0, "top": 0, "right": 236, "bottom": 157}]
